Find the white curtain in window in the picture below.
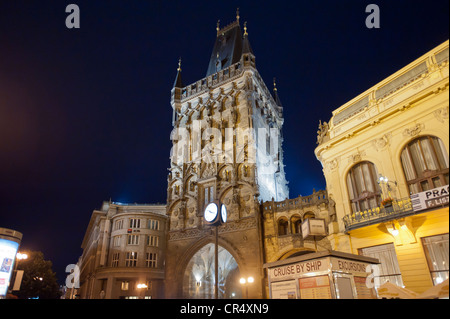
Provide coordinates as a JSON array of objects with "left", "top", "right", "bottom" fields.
[
  {"left": 434, "top": 138, "right": 449, "bottom": 169},
  {"left": 409, "top": 142, "right": 426, "bottom": 175},
  {"left": 421, "top": 138, "right": 439, "bottom": 170},
  {"left": 360, "top": 243, "right": 404, "bottom": 288},
  {"left": 401, "top": 148, "right": 416, "bottom": 181},
  {"left": 423, "top": 234, "right": 449, "bottom": 285}
]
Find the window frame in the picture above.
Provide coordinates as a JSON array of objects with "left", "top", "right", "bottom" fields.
[
  {"left": 400, "top": 136, "right": 449, "bottom": 194},
  {"left": 346, "top": 161, "right": 382, "bottom": 213}
]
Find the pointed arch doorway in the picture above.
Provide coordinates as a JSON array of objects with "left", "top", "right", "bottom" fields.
[{"left": 182, "top": 243, "right": 242, "bottom": 299}]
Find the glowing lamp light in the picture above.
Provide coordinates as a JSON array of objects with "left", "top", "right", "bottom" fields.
[{"left": 16, "top": 252, "right": 28, "bottom": 260}]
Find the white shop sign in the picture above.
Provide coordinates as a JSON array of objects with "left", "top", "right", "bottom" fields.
[{"left": 411, "top": 184, "right": 449, "bottom": 212}]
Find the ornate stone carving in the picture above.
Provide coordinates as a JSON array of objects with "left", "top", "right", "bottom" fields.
[
  {"left": 372, "top": 133, "right": 392, "bottom": 151},
  {"left": 325, "top": 158, "right": 339, "bottom": 172},
  {"left": 316, "top": 120, "right": 329, "bottom": 145},
  {"left": 434, "top": 106, "right": 449, "bottom": 123},
  {"left": 348, "top": 151, "right": 366, "bottom": 164},
  {"left": 403, "top": 123, "right": 424, "bottom": 137}
]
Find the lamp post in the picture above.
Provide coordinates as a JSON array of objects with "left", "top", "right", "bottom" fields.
[
  {"left": 136, "top": 283, "right": 148, "bottom": 299},
  {"left": 203, "top": 202, "right": 227, "bottom": 299},
  {"left": 377, "top": 174, "right": 397, "bottom": 199},
  {"left": 239, "top": 276, "right": 254, "bottom": 299}
]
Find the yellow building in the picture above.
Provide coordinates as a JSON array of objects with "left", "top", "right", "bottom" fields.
[{"left": 315, "top": 40, "right": 449, "bottom": 294}]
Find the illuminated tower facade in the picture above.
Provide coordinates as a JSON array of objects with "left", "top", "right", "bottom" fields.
[{"left": 165, "top": 13, "right": 288, "bottom": 298}]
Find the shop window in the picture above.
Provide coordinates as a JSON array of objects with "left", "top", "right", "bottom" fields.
[
  {"left": 359, "top": 243, "right": 403, "bottom": 288},
  {"left": 422, "top": 233, "right": 449, "bottom": 285},
  {"left": 401, "top": 136, "right": 449, "bottom": 194},
  {"left": 346, "top": 161, "right": 382, "bottom": 213}
]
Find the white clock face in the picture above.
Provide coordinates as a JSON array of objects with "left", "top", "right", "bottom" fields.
[
  {"left": 204, "top": 203, "right": 218, "bottom": 222},
  {"left": 221, "top": 204, "right": 227, "bottom": 223}
]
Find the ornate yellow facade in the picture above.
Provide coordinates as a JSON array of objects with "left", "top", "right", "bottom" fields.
[{"left": 315, "top": 41, "right": 449, "bottom": 294}]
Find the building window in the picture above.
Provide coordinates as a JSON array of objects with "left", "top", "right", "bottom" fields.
[
  {"left": 113, "top": 236, "right": 121, "bottom": 247},
  {"left": 278, "top": 219, "right": 289, "bottom": 236},
  {"left": 148, "top": 219, "right": 160, "bottom": 231},
  {"left": 127, "top": 235, "right": 139, "bottom": 245},
  {"left": 401, "top": 136, "right": 449, "bottom": 194},
  {"left": 291, "top": 217, "right": 302, "bottom": 234},
  {"left": 146, "top": 252, "right": 158, "bottom": 268},
  {"left": 111, "top": 253, "right": 120, "bottom": 267},
  {"left": 346, "top": 161, "right": 382, "bottom": 213},
  {"left": 147, "top": 235, "right": 159, "bottom": 247},
  {"left": 121, "top": 281, "right": 129, "bottom": 290},
  {"left": 359, "top": 243, "right": 403, "bottom": 288},
  {"left": 422, "top": 233, "right": 449, "bottom": 285},
  {"left": 125, "top": 252, "right": 138, "bottom": 267},
  {"left": 114, "top": 219, "right": 123, "bottom": 230},
  {"left": 129, "top": 218, "right": 141, "bottom": 229}
]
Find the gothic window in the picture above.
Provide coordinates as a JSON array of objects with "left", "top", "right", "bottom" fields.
[
  {"left": 278, "top": 218, "right": 289, "bottom": 236},
  {"left": 346, "top": 161, "right": 382, "bottom": 213},
  {"left": 291, "top": 216, "right": 302, "bottom": 234},
  {"left": 400, "top": 136, "right": 449, "bottom": 194}
]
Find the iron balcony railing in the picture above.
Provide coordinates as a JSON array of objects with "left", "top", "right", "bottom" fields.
[{"left": 342, "top": 197, "right": 414, "bottom": 232}]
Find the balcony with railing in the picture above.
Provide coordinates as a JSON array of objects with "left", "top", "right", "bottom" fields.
[{"left": 342, "top": 197, "right": 414, "bottom": 232}]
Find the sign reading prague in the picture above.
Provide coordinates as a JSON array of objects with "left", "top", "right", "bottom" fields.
[{"left": 411, "top": 184, "right": 449, "bottom": 212}]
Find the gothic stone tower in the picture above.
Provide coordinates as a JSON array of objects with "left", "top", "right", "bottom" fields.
[{"left": 165, "top": 15, "right": 289, "bottom": 298}]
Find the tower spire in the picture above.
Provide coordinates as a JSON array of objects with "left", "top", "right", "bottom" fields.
[
  {"left": 272, "top": 77, "right": 282, "bottom": 107},
  {"left": 241, "top": 21, "right": 253, "bottom": 56},
  {"left": 173, "top": 57, "right": 184, "bottom": 88},
  {"left": 236, "top": 8, "right": 240, "bottom": 23}
]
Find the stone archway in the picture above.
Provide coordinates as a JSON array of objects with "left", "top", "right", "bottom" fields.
[{"left": 182, "top": 243, "right": 242, "bottom": 299}]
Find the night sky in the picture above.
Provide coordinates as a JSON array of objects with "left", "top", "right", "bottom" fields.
[{"left": 1, "top": 1, "right": 448, "bottom": 284}]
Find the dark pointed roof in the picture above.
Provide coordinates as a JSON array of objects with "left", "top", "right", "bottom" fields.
[
  {"left": 242, "top": 22, "right": 253, "bottom": 55},
  {"left": 173, "top": 59, "right": 184, "bottom": 88},
  {"left": 272, "top": 78, "right": 282, "bottom": 107},
  {"left": 206, "top": 20, "right": 243, "bottom": 77}
]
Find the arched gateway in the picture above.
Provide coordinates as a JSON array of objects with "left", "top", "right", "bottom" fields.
[{"left": 183, "top": 244, "right": 242, "bottom": 298}]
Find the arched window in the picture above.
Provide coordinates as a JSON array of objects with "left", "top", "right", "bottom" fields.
[
  {"left": 346, "top": 161, "right": 382, "bottom": 213},
  {"left": 291, "top": 216, "right": 302, "bottom": 234},
  {"left": 278, "top": 219, "right": 289, "bottom": 236},
  {"left": 401, "top": 136, "right": 449, "bottom": 194}
]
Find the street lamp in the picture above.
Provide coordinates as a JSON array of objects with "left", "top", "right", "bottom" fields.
[
  {"left": 16, "top": 252, "right": 28, "bottom": 260},
  {"left": 136, "top": 283, "right": 148, "bottom": 299},
  {"left": 239, "top": 276, "right": 254, "bottom": 298},
  {"left": 377, "top": 174, "right": 397, "bottom": 199}
]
